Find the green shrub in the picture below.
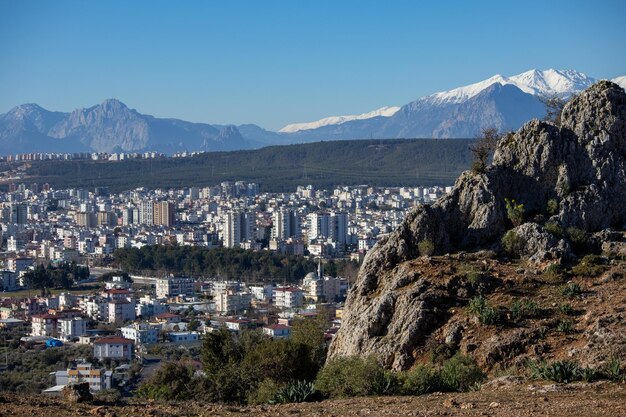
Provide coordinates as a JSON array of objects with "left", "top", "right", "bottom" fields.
[
  {"left": 542, "top": 263, "right": 564, "bottom": 283},
  {"left": 606, "top": 357, "right": 623, "bottom": 382},
  {"left": 510, "top": 298, "right": 540, "bottom": 322},
  {"left": 418, "top": 239, "right": 435, "bottom": 256},
  {"left": 571, "top": 255, "right": 607, "bottom": 277},
  {"left": 546, "top": 199, "right": 559, "bottom": 216},
  {"left": 529, "top": 360, "right": 581, "bottom": 383},
  {"left": 439, "top": 354, "right": 485, "bottom": 392},
  {"left": 93, "top": 388, "right": 122, "bottom": 403},
  {"left": 544, "top": 222, "right": 562, "bottom": 237},
  {"left": 557, "top": 319, "right": 574, "bottom": 334},
  {"left": 370, "top": 368, "right": 401, "bottom": 395},
  {"left": 467, "top": 296, "right": 499, "bottom": 325},
  {"left": 559, "top": 303, "right": 573, "bottom": 315},
  {"left": 136, "top": 361, "right": 204, "bottom": 400},
  {"left": 270, "top": 380, "right": 316, "bottom": 404},
  {"left": 502, "top": 230, "right": 525, "bottom": 258},
  {"left": 248, "top": 378, "right": 281, "bottom": 405},
  {"left": 579, "top": 367, "right": 598, "bottom": 382},
  {"left": 480, "top": 306, "right": 499, "bottom": 325},
  {"left": 314, "top": 356, "right": 392, "bottom": 398},
  {"left": 505, "top": 198, "right": 525, "bottom": 226},
  {"left": 561, "top": 282, "right": 582, "bottom": 298},
  {"left": 467, "top": 295, "right": 487, "bottom": 315},
  {"left": 566, "top": 227, "right": 588, "bottom": 253},
  {"left": 428, "top": 342, "right": 456, "bottom": 364},
  {"left": 401, "top": 365, "right": 441, "bottom": 395}
]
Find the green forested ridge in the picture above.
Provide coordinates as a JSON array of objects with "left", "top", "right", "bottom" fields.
[
  {"left": 23, "top": 139, "right": 474, "bottom": 192},
  {"left": 112, "top": 245, "right": 358, "bottom": 283}
]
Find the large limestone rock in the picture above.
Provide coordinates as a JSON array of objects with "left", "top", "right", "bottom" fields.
[
  {"left": 328, "top": 81, "right": 626, "bottom": 370},
  {"left": 62, "top": 382, "right": 93, "bottom": 403}
]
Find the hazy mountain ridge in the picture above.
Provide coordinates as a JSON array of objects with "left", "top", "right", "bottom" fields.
[
  {"left": 0, "top": 99, "right": 255, "bottom": 154},
  {"left": 1, "top": 69, "right": 624, "bottom": 153}
]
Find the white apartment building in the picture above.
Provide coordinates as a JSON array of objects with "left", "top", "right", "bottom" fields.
[
  {"left": 248, "top": 283, "right": 273, "bottom": 302},
  {"left": 58, "top": 317, "right": 87, "bottom": 341},
  {"left": 93, "top": 336, "right": 134, "bottom": 361},
  {"left": 168, "top": 331, "right": 200, "bottom": 343},
  {"left": 271, "top": 208, "right": 300, "bottom": 239},
  {"left": 120, "top": 322, "right": 159, "bottom": 345},
  {"left": 273, "top": 287, "right": 304, "bottom": 309},
  {"left": 156, "top": 276, "right": 195, "bottom": 298},
  {"left": 211, "top": 280, "right": 241, "bottom": 296},
  {"left": 108, "top": 299, "right": 136, "bottom": 323},
  {"left": 136, "top": 295, "right": 168, "bottom": 318},
  {"left": 31, "top": 314, "right": 58, "bottom": 337},
  {"left": 214, "top": 290, "right": 252, "bottom": 314}
]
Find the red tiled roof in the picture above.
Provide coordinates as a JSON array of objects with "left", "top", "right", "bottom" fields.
[{"left": 93, "top": 336, "right": 133, "bottom": 345}]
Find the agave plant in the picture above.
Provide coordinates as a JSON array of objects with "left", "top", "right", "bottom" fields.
[
  {"left": 529, "top": 360, "right": 581, "bottom": 383},
  {"left": 270, "top": 380, "right": 315, "bottom": 404}
]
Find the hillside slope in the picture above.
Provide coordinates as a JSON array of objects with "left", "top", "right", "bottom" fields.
[{"left": 18, "top": 139, "right": 474, "bottom": 192}]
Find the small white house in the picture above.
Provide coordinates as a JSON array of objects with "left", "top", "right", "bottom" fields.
[
  {"left": 263, "top": 324, "right": 291, "bottom": 339},
  {"left": 168, "top": 331, "right": 200, "bottom": 343},
  {"left": 93, "top": 336, "right": 134, "bottom": 361}
]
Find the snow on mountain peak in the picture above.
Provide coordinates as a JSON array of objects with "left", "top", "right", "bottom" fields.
[
  {"left": 612, "top": 75, "right": 626, "bottom": 90},
  {"left": 423, "top": 69, "right": 596, "bottom": 106},
  {"left": 279, "top": 105, "right": 400, "bottom": 133}
]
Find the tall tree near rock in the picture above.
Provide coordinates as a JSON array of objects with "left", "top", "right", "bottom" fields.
[{"left": 470, "top": 127, "right": 500, "bottom": 174}]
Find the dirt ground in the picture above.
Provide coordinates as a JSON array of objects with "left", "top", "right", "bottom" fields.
[{"left": 0, "top": 381, "right": 624, "bottom": 417}]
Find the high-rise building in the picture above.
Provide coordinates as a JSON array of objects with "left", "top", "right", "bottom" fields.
[
  {"left": 154, "top": 202, "right": 175, "bottom": 227},
  {"left": 223, "top": 210, "right": 254, "bottom": 248},
  {"left": 122, "top": 208, "right": 133, "bottom": 226},
  {"left": 9, "top": 203, "right": 28, "bottom": 224},
  {"left": 139, "top": 201, "right": 154, "bottom": 226},
  {"left": 330, "top": 212, "right": 348, "bottom": 244},
  {"left": 272, "top": 208, "right": 300, "bottom": 240},
  {"left": 76, "top": 212, "right": 97, "bottom": 228},
  {"left": 307, "top": 212, "right": 330, "bottom": 242},
  {"left": 223, "top": 210, "right": 242, "bottom": 248}
]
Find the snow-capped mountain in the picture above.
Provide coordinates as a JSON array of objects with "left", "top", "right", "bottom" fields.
[
  {"left": 283, "top": 69, "right": 599, "bottom": 140},
  {"left": 425, "top": 69, "right": 595, "bottom": 106},
  {"left": 613, "top": 75, "right": 626, "bottom": 90},
  {"left": 279, "top": 106, "right": 400, "bottom": 133}
]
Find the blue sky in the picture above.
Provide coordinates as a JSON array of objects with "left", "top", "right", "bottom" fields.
[{"left": 1, "top": 0, "right": 625, "bottom": 130}]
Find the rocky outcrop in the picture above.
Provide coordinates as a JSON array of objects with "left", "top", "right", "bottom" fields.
[
  {"left": 62, "top": 382, "right": 93, "bottom": 403},
  {"left": 328, "top": 81, "right": 626, "bottom": 370}
]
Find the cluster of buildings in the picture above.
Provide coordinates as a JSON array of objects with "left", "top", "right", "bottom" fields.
[
  {"left": 2, "top": 151, "right": 165, "bottom": 162},
  {"left": 1, "top": 267, "right": 348, "bottom": 394},
  {"left": 0, "top": 180, "right": 451, "bottom": 290},
  {"left": 0, "top": 179, "right": 452, "bottom": 395}
]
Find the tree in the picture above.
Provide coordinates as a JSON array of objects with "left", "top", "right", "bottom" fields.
[
  {"left": 470, "top": 127, "right": 500, "bottom": 174},
  {"left": 540, "top": 93, "right": 568, "bottom": 126},
  {"left": 24, "top": 264, "right": 54, "bottom": 296}
]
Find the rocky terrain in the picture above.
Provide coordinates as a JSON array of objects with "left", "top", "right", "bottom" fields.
[
  {"left": 0, "top": 382, "right": 625, "bottom": 416},
  {"left": 328, "top": 81, "right": 626, "bottom": 371}
]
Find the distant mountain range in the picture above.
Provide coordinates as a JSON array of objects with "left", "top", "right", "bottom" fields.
[{"left": 1, "top": 69, "right": 624, "bottom": 154}]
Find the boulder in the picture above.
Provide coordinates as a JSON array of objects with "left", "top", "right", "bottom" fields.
[{"left": 62, "top": 382, "right": 93, "bottom": 403}]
